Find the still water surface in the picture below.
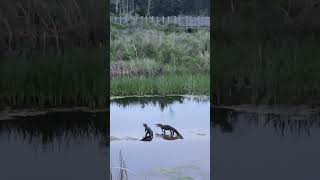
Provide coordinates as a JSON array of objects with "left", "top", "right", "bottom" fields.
[
  {"left": 0, "top": 111, "right": 108, "bottom": 180},
  {"left": 213, "top": 107, "right": 320, "bottom": 180},
  {"left": 111, "top": 96, "right": 210, "bottom": 180}
]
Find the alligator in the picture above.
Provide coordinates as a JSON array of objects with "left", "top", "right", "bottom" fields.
[
  {"left": 155, "top": 123, "right": 183, "bottom": 139},
  {"left": 155, "top": 133, "right": 181, "bottom": 141}
]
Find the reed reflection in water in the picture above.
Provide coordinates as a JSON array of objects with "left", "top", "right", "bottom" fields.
[
  {"left": 212, "top": 107, "right": 320, "bottom": 180},
  {"left": 0, "top": 111, "right": 109, "bottom": 180}
]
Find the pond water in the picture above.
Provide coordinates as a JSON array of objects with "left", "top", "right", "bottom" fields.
[
  {"left": 0, "top": 111, "right": 109, "bottom": 180},
  {"left": 212, "top": 107, "right": 320, "bottom": 180},
  {"left": 110, "top": 96, "right": 210, "bottom": 180}
]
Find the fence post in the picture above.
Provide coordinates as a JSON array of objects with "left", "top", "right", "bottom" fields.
[
  {"left": 133, "top": 16, "right": 136, "bottom": 26},
  {"left": 186, "top": 16, "right": 188, "bottom": 30},
  {"left": 112, "top": 16, "right": 210, "bottom": 28},
  {"left": 142, "top": 16, "right": 144, "bottom": 26}
]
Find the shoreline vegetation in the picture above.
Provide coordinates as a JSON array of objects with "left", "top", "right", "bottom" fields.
[
  {"left": 0, "top": 48, "right": 107, "bottom": 109},
  {"left": 0, "top": 1, "right": 107, "bottom": 108},
  {"left": 110, "top": 23, "right": 210, "bottom": 96},
  {"left": 111, "top": 74, "right": 209, "bottom": 96},
  {"left": 213, "top": 1, "right": 320, "bottom": 106}
]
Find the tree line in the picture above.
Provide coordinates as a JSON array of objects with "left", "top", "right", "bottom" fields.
[
  {"left": 0, "top": 0, "right": 107, "bottom": 56},
  {"left": 110, "top": 0, "right": 209, "bottom": 16},
  {"left": 213, "top": 0, "right": 320, "bottom": 40}
]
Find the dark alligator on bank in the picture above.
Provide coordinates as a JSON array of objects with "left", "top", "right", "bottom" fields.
[{"left": 155, "top": 123, "right": 183, "bottom": 139}]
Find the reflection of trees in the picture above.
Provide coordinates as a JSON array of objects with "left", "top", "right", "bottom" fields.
[
  {"left": 0, "top": 111, "right": 109, "bottom": 148},
  {"left": 111, "top": 96, "right": 209, "bottom": 111},
  {"left": 212, "top": 108, "right": 320, "bottom": 136},
  {"left": 263, "top": 113, "right": 320, "bottom": 136},
  {"left": 111, "top": 96, "right": 185, "bottom": 111},
  {"left": 211, "top": 108, "right": 234, "bottom": 133}
]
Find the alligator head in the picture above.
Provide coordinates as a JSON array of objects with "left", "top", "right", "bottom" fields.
[{"left": 155, "top": 123, "right": 163, "bottom": 127}]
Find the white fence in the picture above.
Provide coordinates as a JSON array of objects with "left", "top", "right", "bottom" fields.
[{"left": 110, "top": 16, "right": 210, "bottom": 29}]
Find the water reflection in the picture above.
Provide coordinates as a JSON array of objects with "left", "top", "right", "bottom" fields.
[
  {"left": 111, "top": 96, "right": 209, "bottom": 110},
  {"left": 212, "top": 108, "right": 320, "bottom": 135},
  {"left": 0, "top": 111, "right": 109, "bottom": 147},
  {"left": 212, "top": 107, "right": 320, "bottom": 180},
  {"left": 0, "top": 111, "right": 109, "bottom": 180}
]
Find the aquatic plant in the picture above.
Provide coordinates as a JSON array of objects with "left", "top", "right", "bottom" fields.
[{"left": 111, "top": 150, "right": 140, "bottom": 180}]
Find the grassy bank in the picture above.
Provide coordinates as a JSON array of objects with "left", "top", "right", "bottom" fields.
[
  {"left": 111, "top": 24, "right": 209, "bottom": 77},
  {"left": 0, "top": 1, "right": 107, "bottom": 108},
  {"left": 111, "top": 24, "right": 210, "bottom": 96},
  {"left": 212, "top": 1, "right": 320, "bottom": 105},
  {"left": 111, "top": 74, "right": 209, "bottom": 96},
  {"left": 213, "top": 40, "right": 320, "bottom": 105},
  {"left": 0, "top": 48, "right": 106, "bottom": 108}
]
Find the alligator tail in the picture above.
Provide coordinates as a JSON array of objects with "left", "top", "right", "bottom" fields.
[{"left": 174, "top": 129, "right": 183, "bottom": 139}]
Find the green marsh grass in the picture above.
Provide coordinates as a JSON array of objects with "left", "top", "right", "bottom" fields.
[
  {"left": 111, "top": 25, "right": 210, "bottom": 77},
  {"left": 0, "top": 48, "right": 106, "bottom": 108},
  {"left": 213, "top": 39, "right": 320, "bottom": 105},
  {"left": 110, "top": 25, "right": 210, "bottom": 96},
  {"left": 111, "top": 74, "right": 209, "bottom": 96},
  {"left": 212, "top": 1, "right": 320, "bottom": 105},
  {"left": 0, "top": 1, "right": 107, "bottom": 108}
]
